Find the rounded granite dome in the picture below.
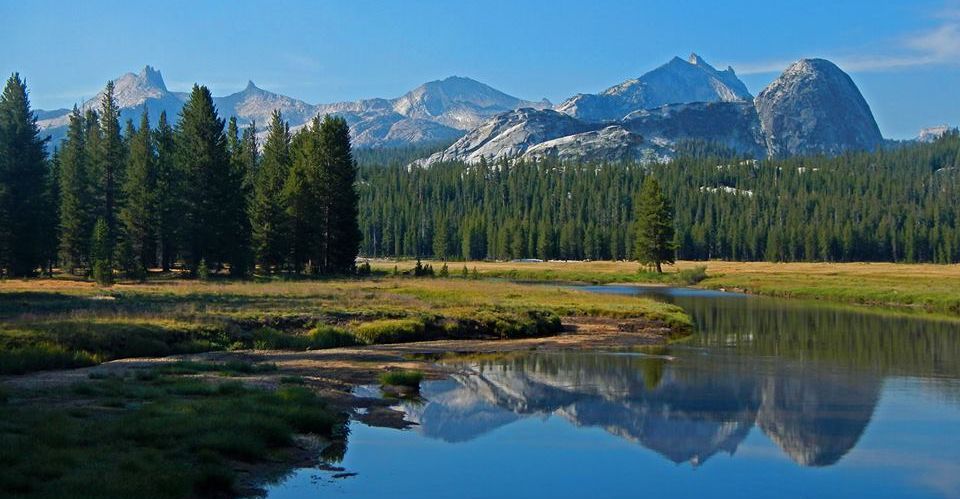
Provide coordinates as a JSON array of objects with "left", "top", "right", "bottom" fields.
[{"left": 755, "top": 58, "right": 883, "bottom": 157}]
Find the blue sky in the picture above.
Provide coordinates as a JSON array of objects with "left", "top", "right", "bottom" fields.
[{"left": 3, "top": 0, "right": 959, "bottom": 138}]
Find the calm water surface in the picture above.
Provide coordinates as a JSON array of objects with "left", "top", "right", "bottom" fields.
[{"left": 268, "top": 287, "right": 960, "bottom": 498}]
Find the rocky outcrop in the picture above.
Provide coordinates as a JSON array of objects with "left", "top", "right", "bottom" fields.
[
  {"left": 623, "top": 101, "right": 767, "bottom": 157},
  {"left": 415, "top": 108, "right": 595, "bottom": 165},
  {"left": 556, "top": 53, "right": 752, "bottom": 122},
  {"left": 755, "top": 58, "right": 883, "bottom": 157},
  {"left": 523, "top": 125, "right": 670, "bottom": 163}
]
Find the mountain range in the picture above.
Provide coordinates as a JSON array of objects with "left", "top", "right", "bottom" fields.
[
  {"left": 36, "top": 67, "right": 549, "bottom": 149},
  {"left": 419, "top": 54, "right": 886, "bottom": 165},
  {"left": 36, "top": 54, "right": 930, "bottom": 163}
]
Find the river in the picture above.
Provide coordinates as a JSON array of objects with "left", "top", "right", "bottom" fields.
[{"left": 267, "top": 287, "right": 960, "bottom": 498}]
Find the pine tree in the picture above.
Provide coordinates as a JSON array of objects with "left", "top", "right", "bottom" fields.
[
  {"left": 153, "top": 111, "right": 179, "bottom": 271},
  {"left": 43, "top": 149, "right": 61, "bottom": 274},
  {"left": 634, "top": 176, "right": 675, "bottom": 273},
  {"left": 95, "top": 81, "right": 125, "bottom": 259},
  {"left": 224, "top": 117, "right": 253, "bottom": 277},
  {"left": 252, "top": 110, "right": 291, "bottom": 272},
  {"left": 432, "top": 213, "right": 449, "bottom": 260},
  {"left": 58, "top": 107, "right": 93, "bottom": 273},
  {"left": 286, "top": 119, "right": 319, "bottom": 272},
  {"left": 90, "top": 217, "right": 113, "bottom": 285},
  {"left": 175, "top": 85, "right": 232, "bottom": 274},
  {"left": 0, "top": 74, "right": 51, "bottom": 276},
  {"left": 317, "top": 115, "right": 360, "bottom": 274},
  {"left": 119, "top": 108, "right": 157, "bottom": 278}
]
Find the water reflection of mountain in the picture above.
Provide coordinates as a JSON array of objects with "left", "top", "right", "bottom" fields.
[{"left": 401, "top": 353, "right": 881, "bottom": 468}]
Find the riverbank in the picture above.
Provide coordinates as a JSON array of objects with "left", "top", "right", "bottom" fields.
[
  {"left": 369, "top": 260, "right": 960, "bottom": 317},
  {"left": 0, "top": 276, "right": 691, "bottom": 376},
  {"left": 0, "top": 314, "right": 681, "bottom": 497}
]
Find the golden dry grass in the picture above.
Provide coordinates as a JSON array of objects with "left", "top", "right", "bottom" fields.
[{"left": 369, "top": 259, "right": 960, "bottom": 315}]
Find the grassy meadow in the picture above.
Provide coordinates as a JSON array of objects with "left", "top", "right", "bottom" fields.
[
  {"left": 0, "top": 275, "right": 690, "bottom": 375},
  {"left": 370, "top": 259, "right": 960, "bottom": 317}
]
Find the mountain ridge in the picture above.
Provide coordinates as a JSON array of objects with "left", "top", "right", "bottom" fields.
[{"left": 36, "top": 68, "right": 546, "bottom": 149}]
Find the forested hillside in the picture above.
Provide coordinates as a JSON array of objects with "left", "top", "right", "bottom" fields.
[{"left": 359, "top": 136, "right": 960, "bottom": 263}]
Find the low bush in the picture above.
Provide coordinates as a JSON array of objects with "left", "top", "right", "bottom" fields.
[{"left": 353, "top": 318, "right": 428, "bottom": 344}]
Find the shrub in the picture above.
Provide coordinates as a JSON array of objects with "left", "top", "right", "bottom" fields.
[
  {"left": 439, "top": 263, "right": 449, "bottom": 277},
  {"left": 309, "top": 325, "right": 358, "bottom": 349},
  {"left": 379, "top": 369, "right": 424, "bottom": 388},
  {"left": 677, "top": 265, "right": 708, "bottom": 285},
  {"left": 353, "top": 318, "right": 427, "bottom": 344}
]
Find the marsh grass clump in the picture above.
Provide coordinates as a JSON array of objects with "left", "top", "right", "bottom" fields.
[
  {"left": 251, "top": 327, "right": 311, "bottom": 350},
  {"left": 0, "top": 375, "right": 344, "bottom": 498},
  {"left": 309, "top": 325, "right": 359, "bottom": 348},
  {"left": 354, "top": 318, "right": 428, "bottom": 344},
  {"left": 0, "top": 343, "right": 99, "bottom": 375},
  {"left": 379, "top": 369, "right": 424, "bottom": 388}
]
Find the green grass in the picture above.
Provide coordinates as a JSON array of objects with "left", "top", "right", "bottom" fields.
[
  {"left": 379, "top": 369, "right": 424, "bottom": 388},
  {"left": 0, "top": 374, "right": 344, "bottom": 498}
]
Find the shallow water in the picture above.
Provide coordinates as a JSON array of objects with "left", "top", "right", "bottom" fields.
[{"left": 267, "top": 286, "right": 960, "bottom": 498}]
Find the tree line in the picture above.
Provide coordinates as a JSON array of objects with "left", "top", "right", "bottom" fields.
[
  {"left": 357, "top": 135, "right": 960, "bottom": 264},
  {"left": 0, "top": 74, "right": 360, "bottom": 279}
]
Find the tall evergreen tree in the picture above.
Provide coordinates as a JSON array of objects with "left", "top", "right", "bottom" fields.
[
  {"left": 285, "top": 120, "right": 319, "bottom": 272},
  {"left": 251, "top": 110, "right": 291, "bottom": 271},
  {"left": 58, "top": 107, "right": 93, "bottom": 273},
  {"left": 634, "top": 176, "right": 675, "bottom": 273},
  {"left": 153, "top": 111, "right": 179, "bottom": 271},
  {"left": 224, "top": 117, "right": 253, "bottom": 276},
  {"left": 175, "top": 85, "right": 232, "bottom": 274},
  {"left": 317, "top": 115, "right": 360, "bottom": 273},
  {"left": 95, "top": 81, "right": 124, "bottom": 259},
  {"left": 119, "top": 108, "right": 157, "bottom": 278},
  {"left": 0, "top": 74, "right": 51, "bottom": 276}
]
